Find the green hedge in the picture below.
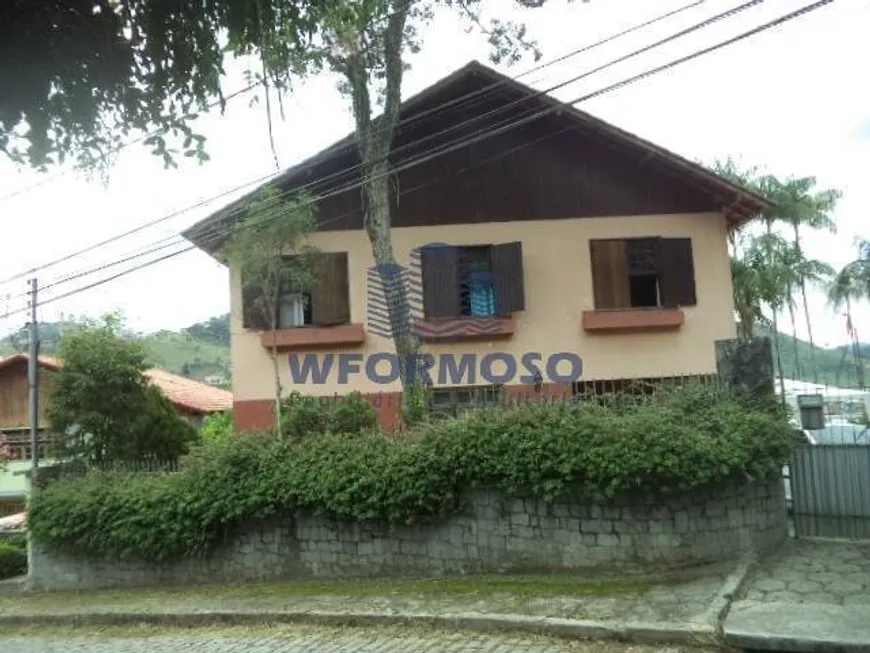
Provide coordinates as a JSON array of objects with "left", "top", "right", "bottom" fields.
[
  {"left": 0, "top": 540, "right": 27, "bottom": 580},
  {"left": 28, "top": 382, "right": 794, "bottom": 563}
]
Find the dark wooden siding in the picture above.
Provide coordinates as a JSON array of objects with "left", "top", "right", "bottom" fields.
[
  {"left": 281, "top": 77, "right": 721, "bottom": 232},
  {"left": 0, "top": 362, "right": 54, "bottom": 429}
]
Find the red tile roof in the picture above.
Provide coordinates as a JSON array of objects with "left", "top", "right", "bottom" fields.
[
  {"left": 0, "top": 353, "right": 232, "bottom": 415},
  {"left": 143, "top": 368, "right": 233, "bottom": 414}
]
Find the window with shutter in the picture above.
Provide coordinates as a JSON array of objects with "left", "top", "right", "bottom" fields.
[
  {"left": 626, "top": 238, "right": 661, "bottom": 308},
  {"left": 589, "top": 237, "right": 697, "bottom": 310},
  {"left": 421, "top": 242, "right": 526, "bottom": 319},
  {"left": 490, "top": 241, "right": 525, "bottom": 314},
  {"left": 311, "top": 252, "right": 351, "bottom": 326},
  {"left": 589, "top": 239, "right": 631, "bottom": 309},
  {"left": 657, "top": 238, "right": 697, "bottom": 307},
  {"left": 421, "top": 244, "right": 462, "bottom": 318}
]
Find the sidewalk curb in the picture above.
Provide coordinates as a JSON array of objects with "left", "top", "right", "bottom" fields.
[
  {"left": 0, "top": 609, "right": 721, "bottom": 646},
  {"left": 700, "top": 554, "right": 756, "bottom": 637}
]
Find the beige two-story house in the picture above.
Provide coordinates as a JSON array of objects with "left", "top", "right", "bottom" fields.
[{"left": 183, "top": 60, "right": 771, "bottom": 432}]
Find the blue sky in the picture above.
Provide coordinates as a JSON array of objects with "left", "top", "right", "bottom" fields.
[{"left": 0, "top": 0, "right": 868, "bottom": 348}]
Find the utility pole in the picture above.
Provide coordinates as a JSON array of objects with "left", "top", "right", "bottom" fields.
[{"left": 27, "top": 278, "right": 39, "bottom": 489}]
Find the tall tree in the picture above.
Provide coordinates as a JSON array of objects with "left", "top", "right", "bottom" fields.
[
  {"left": 766, "top": 176, "right": 840, "bottom": 380},
  {"left": 712, "top": 160, "right": 840, "bottom": 385},
  {"left": 223, "top": 186, "right": 319, "bottom": 435},
  {"left": 744, "top": 229, "right": 792, "bottom": 398},
  {"left": 5, "top": 0, "right": 577, "bottom": 422},
  {"left": 256, "top": 0, "right": 569, "bottom": 419},
  {"left": 731, "top": 256, "right": 767, "bottom": 339},
  {"left": 48, "top": 315, "right": 198, "bottom": 465},
  {"left": 827, "top": 260, "right": 869, "bottom": 389}
]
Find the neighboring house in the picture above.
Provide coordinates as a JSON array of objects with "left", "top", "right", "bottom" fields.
[
  {"left": 0, "top": 353, "right": 233, "bottom": 511},
  {"left": 182, "top": 60, "right": 772, "bottom": 432}
]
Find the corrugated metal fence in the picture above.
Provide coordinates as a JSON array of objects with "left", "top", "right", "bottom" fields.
[{"left": 790, "top": 445, "right": 870, "bottom": 539}]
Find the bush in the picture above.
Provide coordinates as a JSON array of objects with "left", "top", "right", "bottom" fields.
[
  {"left": 0, "top": 541, "right": 27, "bottom": 579},
  {"left": 200, "top": 411, "right": 235, "bottom": 443},
  {"left": 29, "top": 382, "right": 795, "bottom": 563},
  {"left": 281, "top": 391, "right": 378, "bottom": 438}
]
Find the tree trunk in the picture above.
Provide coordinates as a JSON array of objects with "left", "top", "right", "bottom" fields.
[
  {"left": 787, "top": 295, "right": 802, "bottom": 379},
  {"left": 847, "top": 298, "right": 866, "bottom": 389},
  {"left": 772, "top": 310, "right": 787, "bottom": 404},
  {"left": 271, "top": 333, "right": 283, "bottom": 438},
  {"left": 343, "top": 1, "right": 426, "bottom": 421},
  {"left": 793, "top": 223, "right": 819, "bottom": 382},
  {"left": 362, "top": 158, "right": 422, "bottom": 388}
]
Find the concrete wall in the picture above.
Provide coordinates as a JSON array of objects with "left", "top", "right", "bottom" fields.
[
  {"left": 29, "top": 477, "right": 786, "bottom": 591},
  {"left": 231, "top": 213, "right": 737, "bottom": 402}
]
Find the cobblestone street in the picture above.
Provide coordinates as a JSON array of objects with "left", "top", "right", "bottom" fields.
[
  {"left": 0, "top": 625, "right": 702, "bottom": 653},
  {"left": 742, "top": 537, "right": 870, "bottom": 606}
]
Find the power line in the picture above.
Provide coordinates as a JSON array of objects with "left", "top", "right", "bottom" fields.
[
  {"left": 0, "top": 82, "right": 260, "bottom": 204},
  {"left": 157, "top": 0, "right": 764, "bottom": 256},
  {"left": 0, "top": 0, "right": 833, "bottom": 322},
  {"left": 0, "top": 0, "right": 712, "bottom": 287},
  {"left": 156, "top": 0, "right": 771, "bottom": 254}
]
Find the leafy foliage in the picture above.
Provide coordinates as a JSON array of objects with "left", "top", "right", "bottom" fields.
[
  {"left": 0, "top": 540, "right": 27, "bottom": 580},
  {"left": 280, "top": 391, "right": 378, "bottom": 438},
  {"left": 223, "top": 185, "right": 320, "bottom": 435},
  {"left": 29, "top": 382, "right": 794, "bottom": 562},
  {"left": 47, "top": 316, "right": 199, "bottom": 465},
  {"left": 183, "top": 314, "right": 231, "bottom": 347},
  {"left": 200, "top": 411, "right": 235, "bottom": 444},
  {"left": 0, "top": 1, "right": 341, "bottom": 171}
]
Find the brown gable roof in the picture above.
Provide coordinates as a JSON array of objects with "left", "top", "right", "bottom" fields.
[
  {"left": 183, "top": 60, "right": 772, "bottom": 255},
  {"left": 0, "top": 354, "right": 232, "bottom": 415}
]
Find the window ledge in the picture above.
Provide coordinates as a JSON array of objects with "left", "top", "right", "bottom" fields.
[
  {"left": 414, "top": 316, "right": 515, "bottom": 342},
  {"left": 259, "top": 324, "right": 366, "bottom": 349},
  {"left": 582, "top": 308, "right": 684, "bottom": 333}
]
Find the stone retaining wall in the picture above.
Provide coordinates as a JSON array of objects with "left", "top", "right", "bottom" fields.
[{"left": 28, "top": 477, "right": 787, "bottom": 591}]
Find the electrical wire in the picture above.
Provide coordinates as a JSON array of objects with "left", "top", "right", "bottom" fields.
[
  {"left": 0, "top": 0, "right": 712, "bottom": 286},
  {"left": 0, "top": 0, "right": 834, "bottom": 322},
  {"left": 131, "top": 0, "right": 773, "bottom": 257}
]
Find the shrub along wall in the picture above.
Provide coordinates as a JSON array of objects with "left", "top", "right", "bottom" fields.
[{"left": 27, "top": 383, "right": 794, "bottom": 590}]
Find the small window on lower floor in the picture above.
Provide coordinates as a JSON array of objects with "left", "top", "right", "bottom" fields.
[{"left": 430, "top": 384, "right": 504, "bottom": 418}]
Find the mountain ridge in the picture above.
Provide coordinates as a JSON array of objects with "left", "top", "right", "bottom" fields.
[{"left": 2, "top": 314, "right": 867, "bottom": 389}]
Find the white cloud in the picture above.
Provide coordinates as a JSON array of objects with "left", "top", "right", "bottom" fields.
[{"left": 0, "top": 0, "right": 867, "bottom": 348}]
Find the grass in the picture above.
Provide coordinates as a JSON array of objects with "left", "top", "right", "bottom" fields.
[
  {"left": 141, "top": 330, "right": 230, "bottom": 381},
  {"left": 0, "top": 574, "right": 659, "bottom": 611},
  {"left": 183, "top": 575, "right": 658, "bottom": 599}
]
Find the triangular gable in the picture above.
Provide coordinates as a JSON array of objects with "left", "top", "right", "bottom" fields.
[{"left": 184, "top": 61, "right": 771, "bottom": 255}]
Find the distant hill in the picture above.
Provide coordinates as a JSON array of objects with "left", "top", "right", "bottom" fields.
[
  {"left": 0, "top": 314, "right": 232, "bottom": 388},
  {"left": 3, "top": 313, "right": 868, "bottom": 390},
  {"left": 763, "top": 328, "right": 870, "bottom": 388}
]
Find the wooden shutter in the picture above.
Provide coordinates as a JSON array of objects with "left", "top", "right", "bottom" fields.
[
  {"left": 241, "top": 273, "right": 270, "bottom": 330},
  {"left": 421, "top": 244, "right": 461, "bottom": 318},
  {"left": 312, "top": 252, "right": 350, "bottom": 325},
  {"left": 490, "top": 241, "right": 525, "bottom": 314},
  {"left": 657, "top": 238, "right": 697, "bottom": 307},
  {"left": 589, "top": 239, "right": 630, "bottom": 309}
]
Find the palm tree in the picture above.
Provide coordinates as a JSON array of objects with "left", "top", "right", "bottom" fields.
[
  {"left": 731, "top": 256, "right": 767, "bottom": 339},
  {"left": 744, "top": 231, "right": 792, "bottom": 398},
  {"left": 773, "top": 176, "right": 841, "bottom": 380},
  {"left": 827, "top": 262, "right": 870, "bottom": 388}
]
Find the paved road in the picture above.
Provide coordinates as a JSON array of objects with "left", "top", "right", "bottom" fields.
[{"left": 0, "top": 625, "right": 682, "bottom": 653}]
